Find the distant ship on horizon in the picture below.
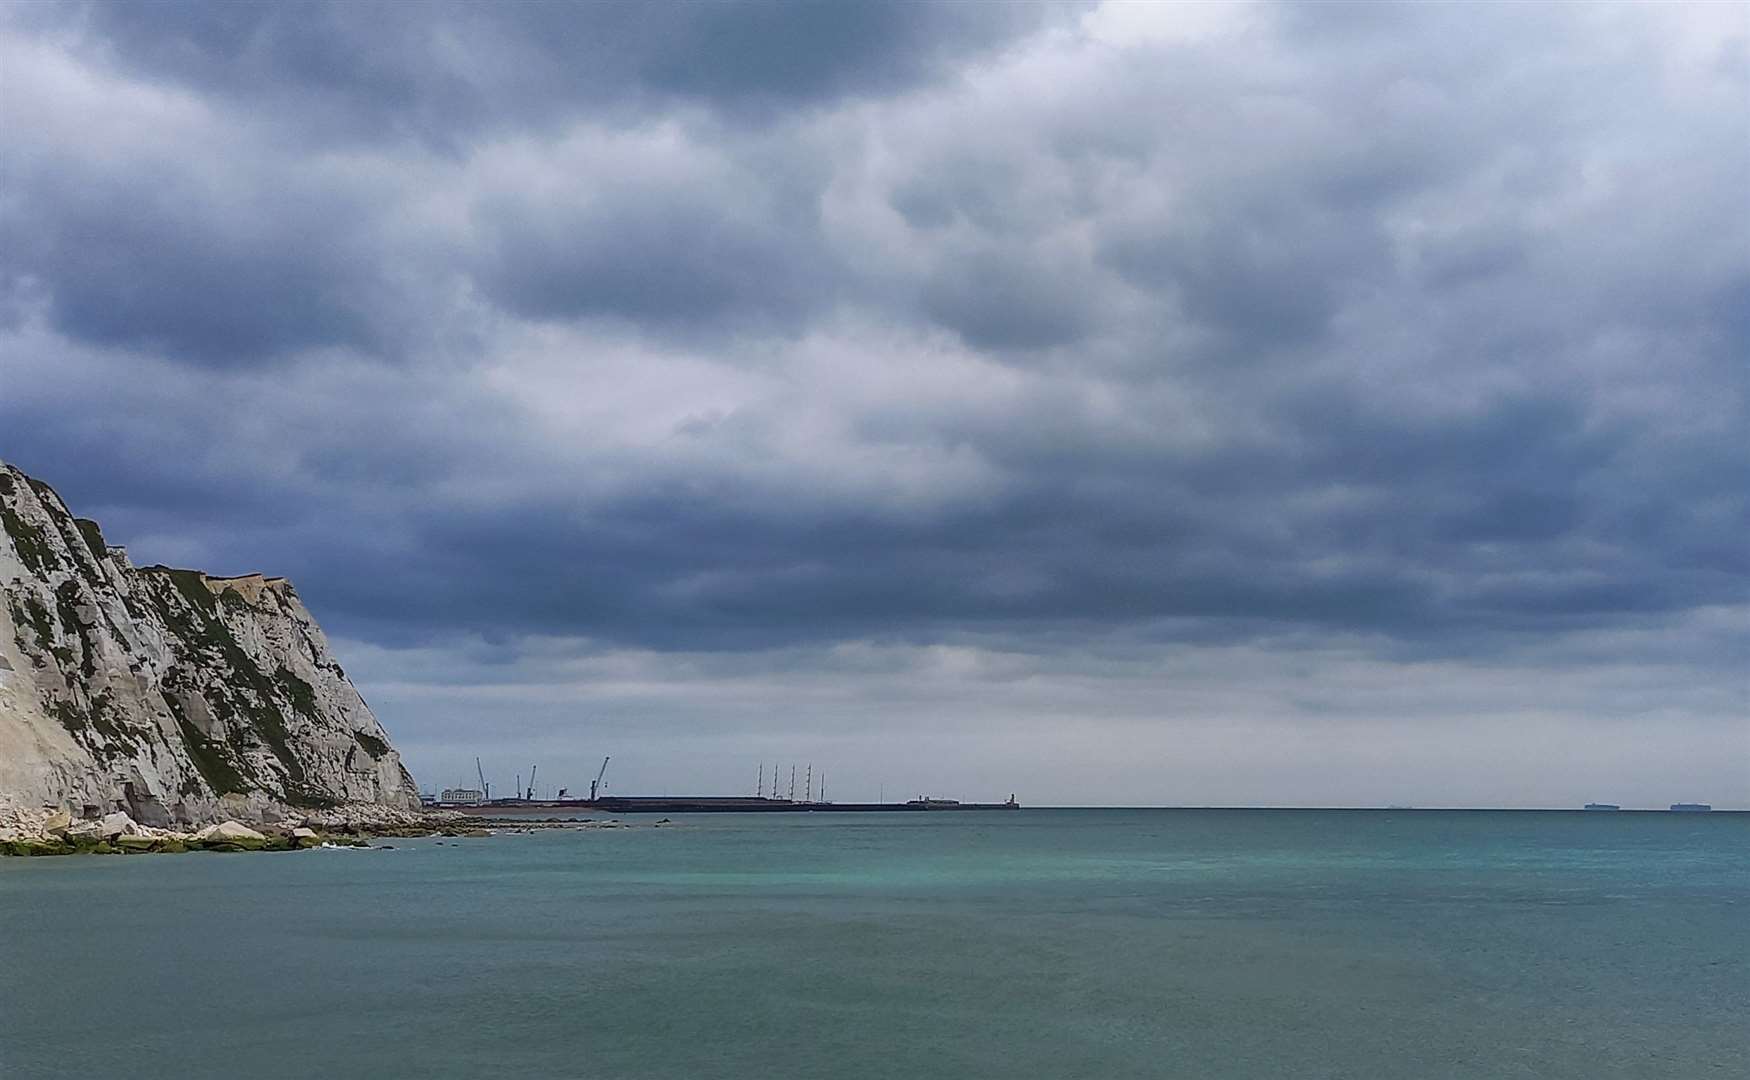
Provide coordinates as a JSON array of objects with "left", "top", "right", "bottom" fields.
[
  {"left": 1669, "top": 803, "right": 1712, "bottom": 812},
  {"left": 1583, "top": 803, "right": 1620, "bottom": 811}
]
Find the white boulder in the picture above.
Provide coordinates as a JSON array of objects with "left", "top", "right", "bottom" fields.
[
  {"left": 192, "top": 821, "right": 267, "bottom": 842},
  {"left": 98, "top": 811, "right": 140, "bottom": 838},
  {"left": 67, "top": 812, "right": 139, "bottom": 840}
]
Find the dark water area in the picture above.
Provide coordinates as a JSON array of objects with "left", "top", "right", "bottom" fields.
[{"left": 3, "top": 809, "right": 1745, "bottom": 1079}]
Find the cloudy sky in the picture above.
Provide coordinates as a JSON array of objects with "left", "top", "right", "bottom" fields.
[{"left": 3, "top": 1, "right": 1745, "bottom": 807}]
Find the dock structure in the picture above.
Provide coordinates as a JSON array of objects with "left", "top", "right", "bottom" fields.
[
  {"left": 474, "top": 795, "right": 1021, "bottom": 815},
  {"left": 454, "top": 755, "right": 1017, "bottom": 814}
]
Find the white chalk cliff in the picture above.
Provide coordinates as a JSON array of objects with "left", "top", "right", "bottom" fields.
[{"left": 0, "top": 460, "right": 419, "bottom": 825}]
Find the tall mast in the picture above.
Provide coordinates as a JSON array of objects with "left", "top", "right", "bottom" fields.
[
  {"left": 805, "top": 764, "right": 812, "bottom": 803},
  {"left": 789, "top": 765, "right": 796, "bottom": 801},
  {"left": 757, "top": 761, "right": 764, "bottom": 798}
]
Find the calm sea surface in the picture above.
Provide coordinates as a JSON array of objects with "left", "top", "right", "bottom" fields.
[{"left": 2, "top": 809, "right": 1745, "bottom": 1079}]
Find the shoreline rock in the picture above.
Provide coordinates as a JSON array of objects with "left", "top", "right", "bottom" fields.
[
  {"left": 0, "top": 804, "right": 646, "bottom": 857},
  {"left": 0, "top": 804, "right": 446, "bottom": 857}
]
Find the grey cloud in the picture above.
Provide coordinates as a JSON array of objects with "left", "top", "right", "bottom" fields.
[
  {"left": 475, "top": 166, "right": 833, "bottom": 330},
  {"left": 1100, "top": 199, "right": 1370, "bottom": 349},
  {"left": 3, "top": 162, "right": 391, "bottom": 366},
  {"left": 282, "top": 394, "right": 1735, "bottom": 653},
  {"left": 620, "top": 1, "right": 1078, "bottom": 108},
  {"left": 33, "top": 1, "right": 1084, "bottom": 140},
  {"left": 5, "top": 2, "right": 1082, "bottom": 355},
  {"left": 922, "top": 248, "right": 1098, "bottom": 351}
]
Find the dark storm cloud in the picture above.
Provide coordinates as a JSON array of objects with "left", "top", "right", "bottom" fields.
[
  {"left": 5, "top": 0, "right": 1079, "bottom": 362},
  {"left": 1098, "top": 192, "right": 1381, "bottom": 349},
  {"left": 474, "top": 158, "right": 834, "bottom": 329},
  {"left": 3, "top": 155, "right": 391, "bottom": 366},
  {"left": 29, "top": 0, "right": 1081, "bottom": 138},
  {"left": 922, "top": 248, "right": 1099, "bottom": 351},
  {"left": 28, "top": 366, "right": 1717, "bottom": 662},
  {"left": 2, "top": 0, "right": 1745, "bottom": 800}
]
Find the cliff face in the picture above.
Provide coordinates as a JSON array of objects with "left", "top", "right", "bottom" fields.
[{"left": 0, "top": 460, "right": 419, "bottom": 825}]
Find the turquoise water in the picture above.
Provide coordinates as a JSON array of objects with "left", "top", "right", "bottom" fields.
[{"left": 2, "top": 809, "right": 1745, "bottom": 1078}]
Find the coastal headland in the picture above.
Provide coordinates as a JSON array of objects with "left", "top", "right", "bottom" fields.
[{"left": 1, "top": 459, "right": 426, "bottom": 853}]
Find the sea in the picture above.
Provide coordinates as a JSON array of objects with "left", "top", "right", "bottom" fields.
[{"left": 2, "top": 808, "right": 1744, "bottom": 1079}]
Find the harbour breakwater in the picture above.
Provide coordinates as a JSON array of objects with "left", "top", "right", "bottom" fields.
[{"left": 469, "top": 795, "right": 1023, "bottom": 814}]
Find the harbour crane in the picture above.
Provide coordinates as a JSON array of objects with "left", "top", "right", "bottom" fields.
[
  {"left": 527, "top": 764, "right": 537, "bottom": 801},
  {"left": 590, "top": 756, "right": 610, "bottom": 802},
  {"left": 476, "top": 757, "right": 490, "bottom": 802}
]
